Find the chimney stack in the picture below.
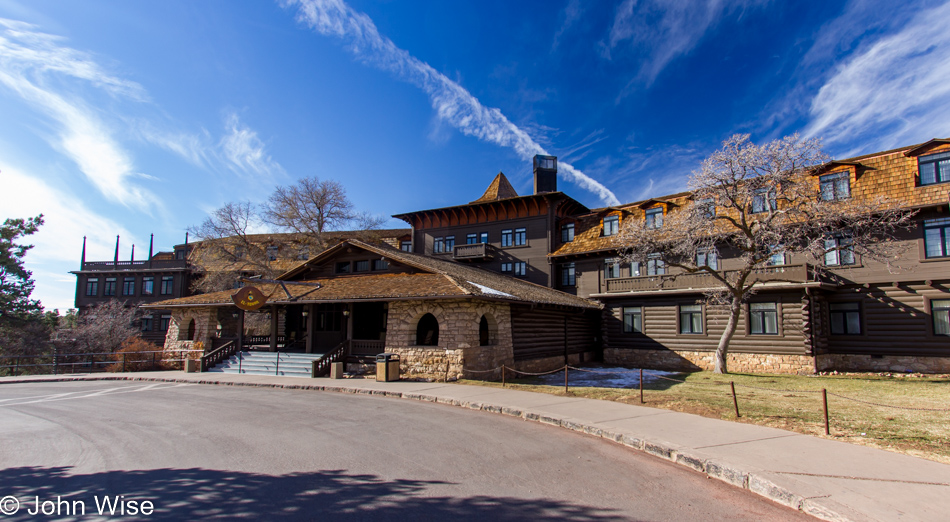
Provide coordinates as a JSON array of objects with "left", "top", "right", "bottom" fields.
[{"left": 533, "top": 155, "right": 557, "bottom": 194}]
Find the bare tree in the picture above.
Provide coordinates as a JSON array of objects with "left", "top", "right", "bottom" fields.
[
  {"left": 620, "top": 134, "right": 915, "bottom": 374},
  {"left": 71, "top": 299, "right": 140, "bottom": 354}
]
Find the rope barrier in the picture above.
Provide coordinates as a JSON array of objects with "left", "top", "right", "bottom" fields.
[{"left": 826, "top": 391, "right": 950, "bottom": 412}]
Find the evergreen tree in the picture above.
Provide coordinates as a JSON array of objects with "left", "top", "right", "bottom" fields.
[{"left": 0, "top": 214, "right": 44, "bottom": 326}]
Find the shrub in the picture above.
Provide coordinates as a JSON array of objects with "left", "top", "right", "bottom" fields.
[{"left": 108, "top": 337, "right": 170, "bottom": 372}]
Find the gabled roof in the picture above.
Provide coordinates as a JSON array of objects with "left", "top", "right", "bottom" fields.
[
  {"left": 904, "top": 138, "right": 950, "bottom": 157},
  {"left": 810, "top": 160, "right": 866, "bottom": 176},
  {"left": 147, "top": 240, "right": 601, "bottom": 310},
  {"left": 470, "top": 172, "right": 519, "bottom": 203}
]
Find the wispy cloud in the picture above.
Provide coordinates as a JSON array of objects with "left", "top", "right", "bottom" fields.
[
  {"left": 603, "top": 0, "right": 767, "bottom": 90},
  {"left": 219, "top": 112, "right": 285, "bottom": 179},
  {"left": 552, "top": 0, "right": 583, "bottom": 52},
  {"left": 284, "top": 0, "right": 620, "bottom": 205},
  {"left": 0, "top": 18, "right": 159, "bottom": 211},
  {"left": 803, "top": 1, "right": 950, "bottom": 152}
]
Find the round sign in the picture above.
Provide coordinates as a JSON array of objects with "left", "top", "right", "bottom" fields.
[{"left": 232, "top": 285, "right": 267, "bottom": 311}]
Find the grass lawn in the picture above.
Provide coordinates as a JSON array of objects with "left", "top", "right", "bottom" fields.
[{"left": 457, "top": 369, "right": 950, "bottom": 464}]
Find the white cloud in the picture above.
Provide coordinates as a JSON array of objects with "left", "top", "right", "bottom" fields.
[
  {"left": 285, "top": 0, "right": 620, "bottom": 205},
  {"left": 219, "top": 112, "right": 285, "bottom": 179},
  {"left": 0, "top": 19, "right": 160, "bottom": 212},
  {"left": 803, "top": 1, "right": 950, "bottom": 151},
  {"left": 552, "top": 0, "right": 583, "bottom": 52},
  {"left": 604, "top": 0, "right": 767, "bottom": 88},
  {"left": 1, "top": 164, "right": 138, "bottom": 311}
]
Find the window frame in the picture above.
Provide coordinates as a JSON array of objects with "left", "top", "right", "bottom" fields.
[
  {"left": 622, "top": 306, "right": 643, "bottom": 334},
  {"left": 748, "top": 302, "right": 780, "bottom": 335},
  {"left": 697, "top": 197, "right": 716, "bottom": 218},
  {"left": 433, "top": 236, "right": 445, "bottom": 254},
  {"left": 604, "top": 258, "right": 621, "bottom": 279},
  {"left": 354, "top": 259, "right": 370, "bottom": 272},
  {"left": 931, "top": 298, "right": 950, "bottom": 336},
  {"left": 400, "top": 241, "right": 412, "bottom": 252},
  {"left": 466, "top": 233, "right": 478, "bottom": 244},
  {"left": 829, "top": 302, "right": 862, "bottom": 335},
  {"left": 646, "top": 254, "right": 665, "bottom": 276},
  {"left": 85, "top": 277, "right": 99, "bottom": 297},
  {"left": 923, "top": 218, "right": 950, "bottom": 259},
  {"left": 696, "top": 249, "right": 719, "bottom": 270},
  {"left": 644, "top": 207, "right": 663, "bottom": 229},
  {"left": 335, "top": 261, "right": 352, "bottom": 274},
  {"left": 513, "top": 262, "right": 526, "bottom": 277},
  {"left": 372, "top": 259, "right": 389, "bottom": 271},
  {"left": 561, "top": 222, "right": 575, "bottom": 243},
  {"left": 160, "top": 276, "right": 174, "bottom": 295},
  {"left": 751, "top": 188, "right": 777, "bottom": 214},
  {"left": 678, "top": 304, "right": 704, "bottom": 335},
  {"left": 560, "top": 262, "right": 576, "bottom": 287},
  {"left": 103, "top": 277, "right": 117, "bottom": 297},
  {"left": 824, "top": 235, "right": 856, "bottom": 266},
  {"left": 603, "top": 215, "right": 620, "bottom": 236},
  {"left": 501, "top": 229, "right": 513, "bottom": 247},
  {"left": 444, "top": 235, "right": 455, "bottom": 252},
  {"left": 501, "top": 262, "right": 513, "bottom": 273},
  {"left": 918, "top": 151, "right": 950, "bottom": 186},
  {"left": 514, "top": 228, "right": 527, "bottom": 246},
  {"left": 819, "top": 171, "right": 851, "bottom": 201},
  {"left": 122, "top": 277, "right": 135, "bottom": 296}
]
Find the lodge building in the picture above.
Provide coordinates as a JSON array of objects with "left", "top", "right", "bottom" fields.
[{"left": 133, "top": 138, "right": 950, "bottom": 377}]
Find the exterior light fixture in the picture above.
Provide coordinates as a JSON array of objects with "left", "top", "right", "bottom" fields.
[
  {"left": 302, "top": 309, "right": 309, "bottom": 317},
  {"left": 342, "top": 310, "right": 350, "bottom": 317}
]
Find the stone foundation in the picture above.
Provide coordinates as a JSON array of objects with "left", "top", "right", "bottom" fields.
[
  {"left": 604, "top": 348, "right": 817, "bottom": 375},
  {"left": 511, "top": 352, "right": 597, "bottom": 375},
  {"left": 818, "top": 354, "right": 950, "bottom": 374}
]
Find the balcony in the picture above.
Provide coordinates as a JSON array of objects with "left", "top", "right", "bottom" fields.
[
  {"left": 453, "top": 243, "right": 495, "bottom": 261},
  {"left": 80, "top": 259, "right": 189, "bottom": 272},
  {"left": 603, "top": 264, "right": 814, "bottom": 294}
]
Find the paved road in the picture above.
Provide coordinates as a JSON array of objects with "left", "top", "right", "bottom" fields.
[{"left": 0, "top": 381, "right": 812, "bottom": 521}]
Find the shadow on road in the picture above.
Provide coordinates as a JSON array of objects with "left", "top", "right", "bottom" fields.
[{"left": 2, "top": 466, "right": 630, "bottom": 521}]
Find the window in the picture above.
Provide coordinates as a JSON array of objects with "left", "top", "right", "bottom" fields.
[
  {"left": 514, "top": 262, "right": 526, "bottom": 276},
  {"left": 160, "top": 314, "right": 171, "bottom": 331},
  {"left": 335, "top": 261, "right": 351, "bottom": 274},
  {"left": 622, "top": 307, "right": 642, "bottom": 333},
  {"left": 142, "top": 276, "right": 154, "bottom": 296},
  {"left": 767, "top": 246, "right": 786, "bottom": 266},
  {"left": 698, "top": 198, "right": 716, "bottom": 218},
  {"left": 296, "top": 247, "right": 310, "bottom": 260},
  {"left": 480, "top": 232, "right": 489, "bottom": 244},
  {"left": 466, "top": 233, "right": 478, "bottom": 244},
  {"left": 445, "top": 235, "right": 455, "bottom": 251},
  {"left": 629, "top": 261, "right": 641, "bottom": 277},
  {"left": 820, "top": 171, "right": 850, "bottom": 201},
  {"left": 479, "top": 315, "right": 492, "bottom": 346},
  {"left": 266, "top": 245, "right": 279, "bottom": 261},
  {"left": 645, "top": 207, "right": 663, "bottom": 229},
  {"left": 514, "top": 228, "right": 526, "bottom": 246},
  {"left": 501, "top": 229, "right": 513, "bottom": 247},
  {"left": 416, "top": 313, "right": 439, "bottom": 346},
  {"left": 750, "top": 302, "right": 779, "bottom": 335},
  {"left": 561, "top": 262, "right": 576, "bottom": 286},
  {"left": 176, "top": 249, "right": 185, "bottom": 260},
  {"left": 829, "top": 302, "right": 861, "bottom": 335},
  {"left": 161, "top": 276, "right": 174, "bottom": 295},
  {"left": 141, "top": 317, "right": 153, "bottom": 332},
  {"left": 824, "top": 236, "right": 855, "bottom": 266},
  {"left": 373, "top": 259, "right": 389, "bottom": 271},
  {"left": 679, "top": 304, "right": 703, "bottom": 334},
  {"left": 561, "top": 223, "right": 575, "bottom": 243},
  {"left": 604, "top": 258, "right": 621, "bottom": 279},
  {"left": 85, "top": 278, "right": 99, "bottom": 296},
  {"left": 354, "top": 260, "right": 370, "bottom": 272},
  {"left": 751, "top": 188, "right": 777, "bottom": 213},
  {"left": 918, "top": 151, "right": 950, "bottom": 186},
  {"left": 235, "top": 246, "right": 246, "bottom": 259},
  {"left": 536, "top": 156, "right": 555, "bottom": 169},
  {"left": 603, "top": 215, "right": 619, "bottom": 236},
  {"left": 646, "top": 254, "right": 665, "bottom": 275},
  {"left": 924, "top": 218, "right": 950, "bottom": 258},
  {"left": 501, "top": 263, "right": 513, "bottom": 273},
  {"left": 104, "top": 277, "right": 116, "bottom": 297},
  {"left": 400, "top": 241, "right": 412, "bottom": 252},
  {"left": 122, "top": 277, "right": 135, "bottom": 296},
  {"left": 932, "top": 299, "right": 950, "bottom": 336},
  {"left": 433, "top": 237, "right": 445, "bottom": 253},
  {"left": 697, "top": 249, "right": 719, "bottom": 270}
]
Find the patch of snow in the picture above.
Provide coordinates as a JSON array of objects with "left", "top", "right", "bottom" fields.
[
  {"left": 468, "top": 281, "right": 515, "bottom": 298},
  {"left": 527, "top": 365, "right": 683, "bottom": 389}
]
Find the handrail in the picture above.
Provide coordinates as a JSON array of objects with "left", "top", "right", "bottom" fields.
[
  {"left": 200, "top": 341, "right": 237, "bottom": 372},
  {"left": 312, "top": 340, "right": 350, "bottom": 377}
]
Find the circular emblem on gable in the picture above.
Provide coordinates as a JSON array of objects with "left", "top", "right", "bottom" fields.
[{"left": 232, "top": 285, "right": 267, "bottom": 311}]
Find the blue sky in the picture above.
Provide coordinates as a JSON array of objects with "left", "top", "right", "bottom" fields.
[{"left": 1, "top": 0, "right": 948, "bottom": 312}]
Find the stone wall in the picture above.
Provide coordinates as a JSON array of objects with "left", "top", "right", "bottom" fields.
[
  {"left": 604, "top": 348, "right": 817, "bottom": 374},
  {"left": 818, "top": 354, "right": 950, "bottom": 374},
  {"left": 162, "top": 307, "right": 217, "bottom": 360},
  {"left": 383, "top": 299, "right": 514, "bottom": 381}
]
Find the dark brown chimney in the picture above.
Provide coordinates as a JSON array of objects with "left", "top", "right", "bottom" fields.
[{"left": 533, "top": 155, "right": 557, "bottom": 194}]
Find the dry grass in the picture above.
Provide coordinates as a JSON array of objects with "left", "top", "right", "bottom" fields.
[{"left": 457, "top": 370, "right": 950, "bottom": 464}]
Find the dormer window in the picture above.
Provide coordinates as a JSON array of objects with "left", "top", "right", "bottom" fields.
[
  {"left": 918, "top": 151, "right": 950, "bottom": 186},
  {"left": 561, "top": 222, "right": 575, "bottom": 243},
  {"left": 819, "top": 171, "right": 850, "bottom": 201},
  {"left": 751, "top": 188, "right": 777, "bottom": 214},
  {"left": 645, "top": 207, "right": 663, "bottom": 229},
  {"left": 266, "top": 245, "right": 279, "bottom": 261},
  {"left": 697, "top": 198, "right": 715, "bottom": 218},
  {"left": 603, "top": 215, "right": 620, "bottom": 236}
]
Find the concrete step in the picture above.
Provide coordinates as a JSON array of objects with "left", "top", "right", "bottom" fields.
[
  {"left": 208, "top": 351, "right": 326, "bottom": 378},
  {"left": 207, "top": 368, "right": 312, "bottom": 377}
]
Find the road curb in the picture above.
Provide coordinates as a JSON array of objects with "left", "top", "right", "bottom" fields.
[{"left": 1, "top": 374, "right": 846, "bottom": 520}]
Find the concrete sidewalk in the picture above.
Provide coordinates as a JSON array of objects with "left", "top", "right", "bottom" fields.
[{"left": 2, "top": 371, "right": 947, "bottom": 522}]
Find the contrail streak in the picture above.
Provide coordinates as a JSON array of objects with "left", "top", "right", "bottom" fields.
[{"left": 284, "top": 0, "right": 620, "bottom": 206}]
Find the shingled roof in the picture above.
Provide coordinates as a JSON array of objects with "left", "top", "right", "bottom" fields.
[
  {"left": 147, "top": 239, "right": 601, "bottom": 310},
  {"left": 470, "top": 172, "right": 519, "bottom": 203}
]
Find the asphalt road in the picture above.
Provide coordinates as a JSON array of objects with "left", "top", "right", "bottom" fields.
[{"left": 0, "top": 381, "right": 813, "bottom": 521}]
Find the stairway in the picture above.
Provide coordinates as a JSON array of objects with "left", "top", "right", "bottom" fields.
[{"left": 208, "top": 351, "right": 325, "bottom": 378}]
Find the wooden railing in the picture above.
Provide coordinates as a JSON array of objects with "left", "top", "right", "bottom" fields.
[
  {"left": 81, "top": 259, "right": 188, "bottom": 271},
  {"left": 453, "top": 243, "right": 494, "bottom": 260},
  {"left": 243, "top": 336, "right": 286, "bottom": 349},
  {"left": 200, "top": 341, "right": 237, "bottom": 372},
  {"left": 604, "top": 264, "right": 812, "bottom": 293},
  {"left": 312, "top": 340, "right": 349, "bottom": 377},
  {"left": 350, "top": 340, "right": 385, "bottom": 356}
]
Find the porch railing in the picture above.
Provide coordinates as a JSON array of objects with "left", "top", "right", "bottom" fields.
[
  {"left": 350, "top": 340, "right": 385, "bottom": 356},
  {"left": 453, "top": 243, "right": 494, "bottom": 260},
  {"left": 312, "top": 340, "right": 349, "bottom": 377},
  {"left": 603, "top": 264, "right": 812, "bottom": 293},
  {"left": 200, "top": 341, "right": 237, "bottom": 372}
]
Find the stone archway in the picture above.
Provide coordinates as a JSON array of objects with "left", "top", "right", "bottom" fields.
[{"left": 415, "top": 313, "right": 439, "bottom": 346}]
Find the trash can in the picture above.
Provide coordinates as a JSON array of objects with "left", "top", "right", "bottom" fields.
[{"left": 376, "top": 353, "right": 400, "bottom": 382}]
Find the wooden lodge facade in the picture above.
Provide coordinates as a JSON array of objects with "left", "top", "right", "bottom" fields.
[{"left": 143, "top": 138, "right": 950, "bottom": 376}]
